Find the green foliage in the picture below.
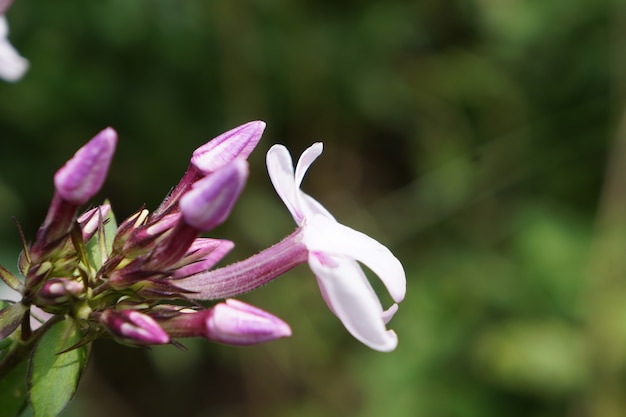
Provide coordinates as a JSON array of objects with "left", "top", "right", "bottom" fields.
[
  {"left": 84, "top": 203, "right": 117, "bottom": 272},
  {"left": 0, "top": 340, "right": 28, "bottom": 417},
  {"left": 27, "top": 319, "right": 89, "bottom": 417},
  {"left": 0, "top": 304, "right": 28, "bottom": 340}
]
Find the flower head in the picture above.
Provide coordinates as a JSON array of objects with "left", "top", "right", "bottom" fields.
[{"left": 266, "top": 143, "right": 406, "bottom": 352}]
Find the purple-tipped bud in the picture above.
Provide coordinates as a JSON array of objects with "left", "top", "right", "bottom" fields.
[
  {"left": 171, "top": 238, "right": 234, "bottom": 278},
  {"left": 159, "top": 299, "right": 291, "bottom": 345},
  {"left": 191, "top": 121, "right": 265, "bottom": 174},
  {"left": 78, "top": 204, "right": 111, "bottom": 241},
  {"left": 112, "top": 208, "right": 149, "bottom": 252},
  {"left": 36, "top": 278, "right": 85, "bottom": 305},
  {"left": 100, "top": 309, "right": 170, "bottom": 345},
  {"left": 54, "top": 127, "right": 117, "bottom": 205},
  {"left": 180, "top": 159, "right": 249, "bottom": 231},
  {"left": 123, "top": 213, "right": 181, "bottom": 253},
  {"left": 207, "top": 299, "right": 292, "bottom": 345}
]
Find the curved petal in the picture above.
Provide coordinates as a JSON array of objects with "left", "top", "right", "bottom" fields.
[
  {"left": 294, "top": 142, "right": 323, "bottom": 190},
  {"left": 299, "top": 192, "right": 336, "bottom": 220},
  {"left": 309, "top": 253, "right": 398, "bottom": 352},
  {"left": 266, "top": 144, "right": 303, "bottom": 223},
  {"left": 304, "top": 214, "right": 406, "bottom": 303},
  {"left": 382, "top": 303, "right": 399, "bottom": 324}
]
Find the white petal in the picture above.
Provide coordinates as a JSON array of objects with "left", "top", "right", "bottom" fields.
[
  {"left": 294, "top": 142, "right": 323, "bottom": 189},
  {"left": 309, "top": 253, "right": 398, "bottom": 352},
  {"left": 266, "top": 144, "right": 303, "bottom": 223},
  {"left": 0, "top": 16, "right": 28, "bottom": 83},
  {"left": 304, "top": 214, "right": 406, "bottom": 303},
  {"left": 382, "top": 303, "right": 399, "bottom": 324},
  {"left": 299, "top": 192, "right": 335, "bottom": 220}
]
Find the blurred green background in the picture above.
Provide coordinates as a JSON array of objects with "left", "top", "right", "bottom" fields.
[{"left": 1, "top": 0, "right": 625, "bottom": 416}]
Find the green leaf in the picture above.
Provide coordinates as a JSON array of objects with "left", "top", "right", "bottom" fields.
[
  {"left": 101, "top": 201, "right": 118, "bottom": 257},
  {"left": 0, "top": 304, "right": 28, "bottom": 341},
  {"left": 27, "top": 319, "right": 89, "bottom": 417},
  {"left": 85, "top": 203, "right": 117, "bottom": 271},
  {"left": 0, "top": 265, "right": 23, "bottom": 293},
  {"left": 0, "top": 357, "right": 28, "bottom": 417}
]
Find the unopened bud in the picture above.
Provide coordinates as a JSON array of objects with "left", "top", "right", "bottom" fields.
[
  {"left": 180, "top": 159, "right": 249, "bottom": 231},
  {"left": 100, "top": 309, "right": 169, "bottom": 345},
  {"left": 123, "top": 213, "right": 181, "bottom": 254},
  {"left": 36, "top": 278, "right": 84, "bottom": 305},
  {"left": 160, "top": 299, "right": 291, "bottom": 345},
  {"left": 207, "top": 299, "right": 292, "bottom": 345},
  {"left": 54, "top": 127, "right": 117, "bottom": 205},
  {"left": 191, "top": 121, "right": 265, "bottom": 174}
]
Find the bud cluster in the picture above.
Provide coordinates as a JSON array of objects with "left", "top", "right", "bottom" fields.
[
  {"left": 1, "top": 120, "right": 405, "bottom": 353},
  {"left": 0, "top": 121, "right": 292, "bottom": 347}
]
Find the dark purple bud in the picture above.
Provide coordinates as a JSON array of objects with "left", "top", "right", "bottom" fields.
[{"left": 100, "top": 309, "right": 169, "bottom": 345}]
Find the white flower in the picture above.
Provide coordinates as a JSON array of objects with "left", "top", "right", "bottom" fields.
[
  {"left": 0, "top": 15, "right": 28, "bottom": 82},
  {"left": 266, "top": 143, "right": 406, "bottom": 352}
]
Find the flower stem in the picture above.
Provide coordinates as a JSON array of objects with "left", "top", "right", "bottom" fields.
[{"left": 174, "top": 228, "right": 309, "bottom": 300}]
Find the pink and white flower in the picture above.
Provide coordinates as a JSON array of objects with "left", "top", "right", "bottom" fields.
[{"left": 266, "top": 143, "right": 406, "bottom": 352}]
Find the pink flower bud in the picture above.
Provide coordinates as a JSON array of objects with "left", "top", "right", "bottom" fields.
[
  {"left": 159, "top": 300, "right": 291, "bottom": 345},
  {"left": 36, "top": 278, "right": 84, "bottom": 305},
  {"left": 100, "top": 309, "right": 169, "bottom": 345},
  {"left": 191, "top": 121, "right": 265, "bottom": 174},
  {"left": 123, "top": 213, "right": 181, "bottom": 254},
  {"left": 206, "top": 299, "right": 292, "bottom": 345},
  {"left": 54, "top": 127, "right": 117, "bottom": 205},
  {"left": 180, "top": 159, "right": 248, "bottom": 231}
]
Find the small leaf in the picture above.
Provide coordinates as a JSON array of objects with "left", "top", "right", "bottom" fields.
[
  {"left": 101, "top": 200, "right": 118, "bottom": 258},
  {"left": 0, "top": 265, "right": 23, "bottom": 292},
  {"left": 0, "top": 304, "right": 27, "bottom": 341},
  {"left": 14, "top": 220, "right": 31, "bottom": 277},
  {"left": 0, "top": 356, "right": 28, "bottom": 417},
  {"left": 28, "top": 319, "right": 89, "bottom": 417},
  {"left": 85, "top": 203, "right": 117, "bottom": 272}
]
